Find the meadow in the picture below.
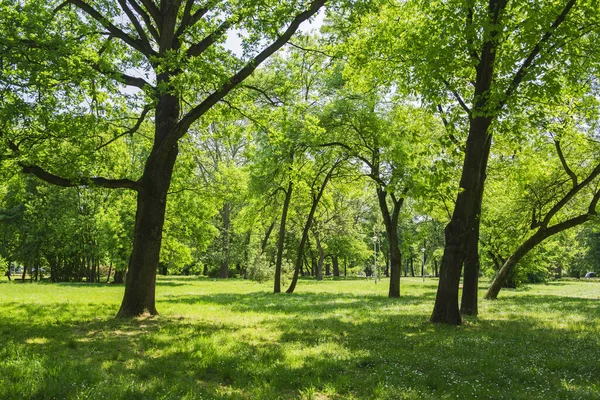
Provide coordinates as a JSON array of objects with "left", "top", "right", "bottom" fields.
[{"left": 0, "top": 276, "right": 598, "bottom": 399}]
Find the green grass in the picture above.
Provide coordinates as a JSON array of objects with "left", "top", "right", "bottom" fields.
[{"left": 0, "top": 276, "right": 599, "bottom": 399}]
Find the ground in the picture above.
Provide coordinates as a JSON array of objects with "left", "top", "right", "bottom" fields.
[{"left": 0, "top": 276, "right": 598, "bottom": 399}]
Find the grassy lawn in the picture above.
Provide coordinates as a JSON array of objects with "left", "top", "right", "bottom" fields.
[{"left": 0, "top": 276, "right": 598, "bottom": 399}]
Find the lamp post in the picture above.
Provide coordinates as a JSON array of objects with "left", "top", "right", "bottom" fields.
[
  {"left": 373, "top": 235, "right": 378, "bottom": 284},
  {"left": 421, "top": 246, "right": 426, "bottom": 282}
]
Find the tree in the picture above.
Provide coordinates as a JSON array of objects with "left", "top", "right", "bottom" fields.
[
  {"left": 485, "top": 128, "right": 600, "bottom": 298},
  {"left": 3, "top": 0, "right": 327, "bottom": 316},
  {"left": 345, "top": 0, "right": 598, "bottom": 322}
]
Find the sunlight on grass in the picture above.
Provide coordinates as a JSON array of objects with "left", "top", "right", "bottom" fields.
[{"left": 0, "top": 277, "right": 598, "bottom": 399}]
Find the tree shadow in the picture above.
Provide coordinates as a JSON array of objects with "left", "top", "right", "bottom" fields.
[{"left": 0, "top": 289, "right": 599, "bottom": 399}]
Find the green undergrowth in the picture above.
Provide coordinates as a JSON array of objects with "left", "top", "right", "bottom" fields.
[{"left": 0, "top": 277, "right": 598, "bottom": 399}]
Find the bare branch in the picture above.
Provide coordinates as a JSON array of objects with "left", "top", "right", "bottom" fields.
[
  {"left": 242, "top": 84, "right": 284, "bottom": 106},
  {"left": 117, "top": 0, "right": 152, "bottom": 51},
  {"left": 138, "top": 0, "right": 161, "bottom": 27},
  {"left": 96, "top": 105, "right": 152, "bottom": 151},
  {"left": 90, "top": 63, "right": 153, "bottom": 89},
  {"left": 175, "top": 1, "right": 209, "bottom": 38},
  {"left": 441, "top": 78, "right": 471, "bottom": 115}
]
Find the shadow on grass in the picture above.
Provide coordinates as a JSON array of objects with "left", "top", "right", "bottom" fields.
[
  {"left": 161, "top": 290, "right": 437, "bottom": 315},
  {"left": 0, "top": 289, "right": 599, "bottom": 399}
]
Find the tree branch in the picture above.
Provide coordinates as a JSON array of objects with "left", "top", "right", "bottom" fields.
[
  {"left": 540, "top": 161, "right": 600, "bottom": 228},
  {"left": 138, "top": 0, "right": 162, "bottom": 27},
  {"left": 59, "top": 0, "right": 157, "bottom": 58},
  {"left": 90, "top": 63, "right": 153, "bottom": 89},
  {"left": 499, "top": 0, "right": 577, "bottom": 110},
  {"left": 242, "top": 84, "right": 284, "bottom": 106},
  {"left": 175, "top": 1, "right": 209, "bottom": 38},
  {"left": 554, "top": 140, "right": 578, "bottom": 187},
  {"left": 117, "top": 0, "right": 153, "bottom": 51},
  {"left": 186, "top": 17, "right": 237, "bottom": 58},
  {"left": 437, "top": 104, "right": 464, "bottom": 150},
  {"left": 96, "top": 105, "right": 152, "bottom": 151},
  {"left": 128, "top": 0, "right": 160, "bottom": 41},
  {"left": 21, "top": 164, "right": 141, "bottom": 191},
  {"left": 174, "top": 0, "right": 327, "bottom": 137},
  {"left": 441, "top": 78, "right": 471, "bottom": 115}
]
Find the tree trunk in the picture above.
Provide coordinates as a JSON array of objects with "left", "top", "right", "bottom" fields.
[
  {"left": 376, "top": 188, "right": 403, "bottom": 298},
  {"left": 287, "top": 166, "right": 334, "bottom": 293},
  {"left": 117, "top": 93, "right": 179, "bottom": 317},
  {"left": 113, "top": 269, "right": 124, "bottom": 284},
  {"left": 315, "top": 233, "right": 324, "bottom": 281},
  {"left": 22, "top": 266, "right": 26, "bottom": 282},
  {"left": 325, "top": 262, "right": 331, "bottom": 276},
  {"left": 332, "top": 256, "right": 340, "bottom": 277},
  {"left": 485, "top": 214, "right": 592, "bottom": 299},
  {"left": 106, "top": 264, "right": 113, "bottom": 284},
  {"left": 430, "top": 116, "right": 493, "bottom": 325},
  {"left": 460, "top": 132, "right": 491, "bottom": 316},
  {"left": 219, "top": 202, "right": 231, "bottom": 279},
  {"left": 274, "top": 181, "right": 293, "bottom": 293},
  {"left": 410, "top": 256, "right": 414, "bottom": 277},
  {"left": 89, "top": 255, "right": 96, "bottom": 283}
]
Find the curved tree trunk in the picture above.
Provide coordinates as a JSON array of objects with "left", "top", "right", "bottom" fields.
[
  {"left": 485, "top": 213, "right": 593, "bottom": 300},
  {"left": 274, "top": 181, "right": 293, "bottom": 293},
  {"left": 287, "top": 165, "right": 335, "bottom": 293}
]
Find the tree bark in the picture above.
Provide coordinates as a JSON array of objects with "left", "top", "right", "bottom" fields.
[
  {"left": 460, "top": 138, "right": 491, "bottom": 316},
  {"left": 117, "top": 93, "right": 179, "bottom": 317},
  {"left": 274, "top": 180, "right": 293, "bottom": 293},
  {"left": 431, "top": 117, "right": 492, "bottom": 324}
]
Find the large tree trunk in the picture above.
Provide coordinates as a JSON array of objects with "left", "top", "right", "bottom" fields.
[
  {"left": 274, "top": 181, "right": 293, "bottom": 293},
  {"left": 460, "top": 138, "right": 491, "bottom": 316},
  {"left": 287, "top": 166, "right": 334, "bottom": 293},
  {"left": 219, "top": 202, "right": 231, "bottom": 279},
  {"left": 430, "top": 117, "right": 493, "bottom": 325},
  {"left": 430, "top": 0, "right": 512, "bottom": 324},
  {"left": 117, "top": 93, "right": 179, "bottom": 317}
]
